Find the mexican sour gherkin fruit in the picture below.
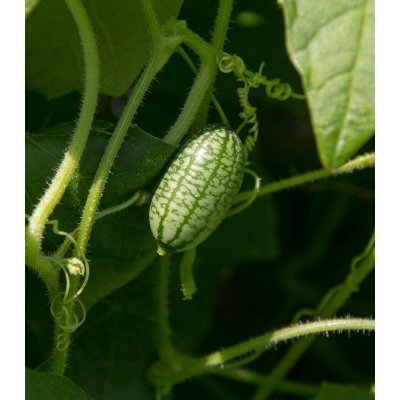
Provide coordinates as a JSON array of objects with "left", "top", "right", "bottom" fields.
[{"left": 149, "top": 125, "right": 244, "bottom": 255}]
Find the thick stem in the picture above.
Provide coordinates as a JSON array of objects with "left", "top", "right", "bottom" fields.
[
  {"left": 50, "top": 50, "right": 174, "bottom": 376},
  {"left": 163, "top": 15, "right": 231, "bottom": 145},
  {"left": 163, "top": 60, "right": 214, "bottom": 145},
  {"left": 140, "top": 0, "right": 161, "bottom": 47},
  {"left": 50, "top": 2, "right": 179, "bottom": 375},
  {"left": 234, "top": 152, "right": 375, "bottom": 205},
  {"left": 151, "top": 318, "right": 374, "bottom": 386},
  {"left": 207, "top": 318, "right": 374, "bottom": 366},
  {"left": 177, "top": 47, "right": 229, "bottom": 125},
  {"left": 26, "top": 0, "right": 99, "bottom": 287},
  {"left": 195, "top": 0, "right": 234, "bottom": 127},
  {"left": 75, "top": 51, "right": 171, "bottom": 256}
]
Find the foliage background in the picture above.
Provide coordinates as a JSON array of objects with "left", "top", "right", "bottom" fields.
[{"left": 26, "top": 0, "right": 374, "bottom": 399}]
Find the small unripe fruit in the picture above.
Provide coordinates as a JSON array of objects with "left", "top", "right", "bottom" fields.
[{"left": 149, "top": 125, "right": 244, "bottom": 255}]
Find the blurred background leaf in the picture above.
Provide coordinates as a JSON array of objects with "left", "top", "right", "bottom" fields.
[{"left": 26, "top": 0, "right": 184, "bottom": 98}]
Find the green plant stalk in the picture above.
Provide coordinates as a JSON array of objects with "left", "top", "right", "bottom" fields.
[
  {"left": 157, "top": 254, "right": 178, "bottom": 365},
  {"left": 163, "top": 58, "right": 214, "bottom": 145},
  {"left": 250, "top": 232, "right": 375, "bottom": 400},
  {"left": 195, "top": 0, "right": 234, "bottom": 127},
  {"left": 141, "top": 0, "right": 161, "bottom": 47},
  {"left": 51, "top": 2, "right": 181, "bottom": 376},
  {"left": 234, "top": 152, "right": 375, "bottom": 205},
  {"left": 177, "top": 47, "right": 228, "bottom": 125},
  {"left": 25, "top": 0, "right": 99, "bottom": 293},
  {"left": 150, "top": 318, "right": 374, "bottom": 386},
  {"left": 75, "top": 47, "right": 174, "bottom": 259},
  {"left": 204, "top": 318, "right": 374, "bottom": 367},
  {"left": 163, "top": 22, "right": 229, "bottom": 145},
  {"left": 51, "top": 54, "right": 173, "bottom": 376}
]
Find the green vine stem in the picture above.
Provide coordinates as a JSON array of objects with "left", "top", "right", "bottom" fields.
[
  {"left": 163, "top": 53, "right": 215, "bottom": 145},
  {"left": 149, "top": 318, "right": 374, "bottom": 386},
  {"left": 157, "top": 254, "right": 179, "bottom": 366},
  {"left": 163, "top": 0, "right": 233, "bottom": 146},
  {"left": 195, "top": 0, "right": 234, "bottom": 127},
  {"left": 234, "top": 152, "right": 375, "bottom": 205},
  {"left": 250, "top": 230, "right": 375, "bottom": 400},
  {"left": 74, "top": 9, "right": 177, "bottom": 257},
  {"left": 25, "top": 0, "right": 99, "bottom": 294},
  {"left": 204, "top": 318, "right": 373, "bottom": 370},
  {"left": 177, "top": 47, "right": 229, "bottom": 125},
  {"left": 50, "top": 1, "right": 182, "bottom": 376}
]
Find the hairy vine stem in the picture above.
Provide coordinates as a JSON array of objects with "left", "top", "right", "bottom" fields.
[
  {"left": 195, "top": 0, "right": 234, "bottom": 128},
  {"left": 177, "top": 47, "right": 228, "bottom": 125},
  {"left": 25, "top": 0, "right": 99, "bottom": 295},
  {"left": 163, "top": 0, "right": 234, "bottom": 146},
  {"left": 51, "top": 0, "right": 182, "bottom": 375},
  {"left": 149, "top": 318, "right": 374, "bottom": 387},
  {"left": 234, "top": 152, "right": 375, "bottom": 205}
]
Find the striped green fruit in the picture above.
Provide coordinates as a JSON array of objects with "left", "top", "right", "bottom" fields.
[{"left": 149, "top": 125, "right": 245, "bottom": 255}]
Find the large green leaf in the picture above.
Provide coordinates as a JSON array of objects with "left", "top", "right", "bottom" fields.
[
  {"left": 311, "top": 383, "right": 374, "bottom": 400},
  {"left": 26, "top": 0, "right": 184, "bottom": 99},
  {"left": 26, "top": 122, "right": 177, "bottom": 308},
  {"left": 26, "top": 368, "right": 93, "bottom": 400},
  {"left": 26, "top": 122, "right": 177, "bottom": 216},
  {"left": 281, "top": 0, "right": 374, "bottom": 168}
]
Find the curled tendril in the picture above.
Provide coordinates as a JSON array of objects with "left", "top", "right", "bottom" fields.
[
  {"left": 47, "top": 219, "right": 79, "bottom": 251},
  {"left": 265, "top": 78, "right": 292, "bottom": 101},
  {"left": 94, "top": 189, "right": 151, "bottom": 221},
  {"left": 228, "top": 168, "right": 261, "bottom": 217},
  {"left": 51, "top": 290, "right": 87, "bottom": 348},
  {"left": 56, "top": 333, "right": 70, "bottom": 352},
  {"left": 236, "top": 82, "right": 259, "bottom": 161},
  {"left": 48, "top": 254, "right": 89, "bottom": 348},
  {"left": 39, "top": 212, "right": 91, "bottom": 344},
  {"left": 218, "top": 53, "right": 305, "bottom": 160},
  {"left": 57, "top": 298, "right": 86, "bottom": 332},
  {"left": 218, "top": 53, "right": 245, "bottom": 76}
]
